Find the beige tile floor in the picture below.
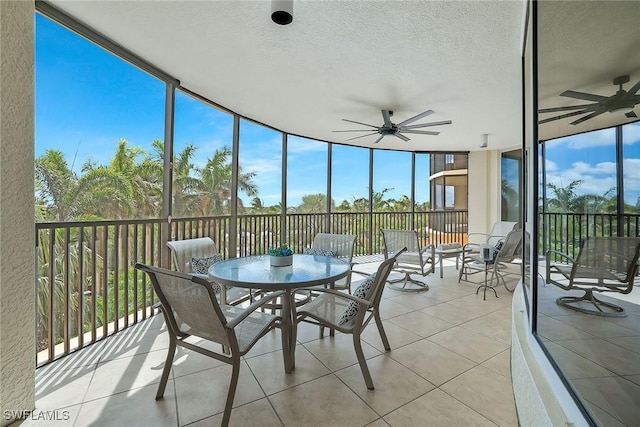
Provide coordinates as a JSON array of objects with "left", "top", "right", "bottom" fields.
[{"left": 23, "top": 260, "right": 518, "bottom": 427}]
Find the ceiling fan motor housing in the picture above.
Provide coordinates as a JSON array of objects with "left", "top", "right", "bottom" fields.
[{"left": 334, "top": 108, "right": 452, "bottom": 143}]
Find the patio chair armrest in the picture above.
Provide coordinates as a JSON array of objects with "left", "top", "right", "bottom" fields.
[
  {"left": 225, "top": 291, "right": 285, "bottom": 329},
  {"left": 350, "top": 269, "right": 371, "bottom": 279},
  {"left": 462, "top": 241, "right": 480, "bottom": 251},
  {"left": 466, "top": 232, "right": 489, "bottom": 244},
  {"left": 545, "top": 250, "right": 575, "bottom": 264},
  {"left": 421, "top": 244, "right": 435, "bottom": 254},
  {"left": 295, "top": 287, "right": 371, "bottom": 308}
]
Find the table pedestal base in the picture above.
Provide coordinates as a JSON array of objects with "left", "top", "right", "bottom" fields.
[
  {"left": 281, "top": 289, "right": 296, "bottom": 373},
  {"left": 475, "top": 263, "right": 498, "bottom": 300}
]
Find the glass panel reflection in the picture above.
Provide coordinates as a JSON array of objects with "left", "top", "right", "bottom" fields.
[{"left": 536, "top": 2, "right": 640, "bottom": 425}]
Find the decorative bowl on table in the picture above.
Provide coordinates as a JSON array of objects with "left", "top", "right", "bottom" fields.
[{"left": 269, "top": 245, "right": 293, "bottom": 267}]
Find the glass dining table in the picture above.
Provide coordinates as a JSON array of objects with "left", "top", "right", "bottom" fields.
[{"left": 208, "top": 254, "right": 350, "bottom": 373}]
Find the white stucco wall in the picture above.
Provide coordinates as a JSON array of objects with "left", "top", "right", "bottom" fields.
[{"left": 0, "top": 1, "right": 36, "bottom": 426}]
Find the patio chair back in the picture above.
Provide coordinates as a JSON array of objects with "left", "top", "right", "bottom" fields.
[
  {"left": 381, "top": 229, "right": 423, "bottom": 254},
  {"left": 311, "top": 233, "right": 356, "bottom": 291},
  {"left": 166, "top": 237, "right": 218, "bottom": 273},
  {"left": 165, "top": 237, "right": 252, "bottom": 306},
  {"left": 368, "top": 251, "right": 401, "bottom": 308},
  {"left": 486, "top": 221, "right": 518, "bottom": 246},
  {"left": 137, "top": 263, "right": 230, "bottom": 345},
  {"left": 312, "top": 233, "right": 356, "bottom": 260},
  {"left": 496, "top": 229, "right": 523, "bottom": 262},
  {"left": 380, "top": 229, "right": 434, "bottom": 291},
  {"left": 574, "top": 236, "right": 640, "bottom": 284}
]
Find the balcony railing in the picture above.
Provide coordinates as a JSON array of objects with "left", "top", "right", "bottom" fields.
[
  {"left": 540, "top": 212, "right": 640, "bottom": 260},
  {"left": 35, "top": 210, "right": 468, "bottom": 366}
]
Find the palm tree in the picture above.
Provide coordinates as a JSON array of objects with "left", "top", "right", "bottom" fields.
[
  {"left": 110, "top": 139, "right": 163, "bottom": 218},
  {"left": 546, "top": 180, "right": 583, "bottom": 213},
  {"left": 251, "top": 197, "right": 265, "bottom": 212},
  {"left": 193, "top": 146, "right": 259, "bottom": 215},
  {"left": 36, "top": 149, "right": 133, "bottom": 221},
  {"left": 150, "top": 140, "right": 201, "bottom": 217}
]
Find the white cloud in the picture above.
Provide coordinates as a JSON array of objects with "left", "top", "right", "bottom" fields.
[
  {"left": 623, "top": 122, "right": 640, "bottom": 146},
  {"left": 571, "top": 161, "right": 616, "bottom": 175},
  {"left": 545, "top": 159, "right": 558, "bottom": 172},
  {"left": 623, "top": 158, "right": 640, "bottom": 191},
  {"left": 241, "top": 157, "right": 281, "bottom": 175},
  {"left": 545, "top": 128, "right": 616, "bottom": 149}
]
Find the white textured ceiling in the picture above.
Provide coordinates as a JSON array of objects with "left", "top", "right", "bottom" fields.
[
  {"left": 49, "top": 0, "right": 526, "bottom": 152},
  {"left": 537, "top": 1, "right": 640, "bottom": 142}
]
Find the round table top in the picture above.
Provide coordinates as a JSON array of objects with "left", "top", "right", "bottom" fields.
[{"left": 208, "top": 254, "right": 350, "bottom": 290}]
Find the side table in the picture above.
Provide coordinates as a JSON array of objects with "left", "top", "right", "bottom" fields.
[
  {"left": 434, "top": 243, "right": 463, "bottom": 278},
  {"left": 476, "top": 259, "right": 498, "bottom": 300}
]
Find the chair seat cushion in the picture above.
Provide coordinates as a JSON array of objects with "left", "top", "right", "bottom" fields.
[
  {"left": 304, "top": 248, "right": 337, "bottom": 257},
  {"left": 191, "top": 254, "right": 224, "bottom": 274},
  {"left": 338, "top": 274, "right": 375, "bottom": 325}
]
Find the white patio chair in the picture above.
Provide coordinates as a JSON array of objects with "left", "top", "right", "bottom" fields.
[
  {"left": 306, "top": 233, "right": 356, "bottom": 292},
  {"left": 381, "top": 229, "right": 435, "bottom": 292},
  {"left": 463, "top": 221, "right": 517, "bottom": 255},
  {"left": 166, "top": 237, "right": 252, "bottom": 305},
  {"left": 294, "top": 248, "right": 405, "bottom": 390},
  {"left": 546, "top": 236, "right": 640, "bottom": 317},
  {"left": 459, "top": 228, "right": 523, "bottom": 293},
  {"left": 135, "top": 263, "right": 283, "bottom": 427}
]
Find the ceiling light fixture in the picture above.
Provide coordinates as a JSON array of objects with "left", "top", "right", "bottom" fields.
[
  {"left": 271, "top": 0, "right": 293, "bottom": 25},
  {"left": 480, "top": 133, "right": 489, "bottom": 148}
]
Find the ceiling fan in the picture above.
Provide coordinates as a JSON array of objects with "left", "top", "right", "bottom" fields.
[
  {"left": 333, "top": 109, "right": 452, "bottom": 144},
  {"left": 539, "top": 75, "right": 640, "bottom": 125}
]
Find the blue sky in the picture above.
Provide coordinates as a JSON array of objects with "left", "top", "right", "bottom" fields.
[
  {"left": 35, "top": 14, "right": 420, "bottom": 208},
  {"left": 544, "top": 125, "right": 640, "bottom": 206}
]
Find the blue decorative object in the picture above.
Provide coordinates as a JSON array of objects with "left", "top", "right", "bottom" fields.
[
  {"left": 269, "top": 244, "right": 293, "bottom": 266},
  {"left": 268, "top": 244, "right": 293, "bottom": 257}
]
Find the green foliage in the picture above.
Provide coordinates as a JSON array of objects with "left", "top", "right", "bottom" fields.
[{"left": 268, "top": 244, "right": 293, "bottom": 256}]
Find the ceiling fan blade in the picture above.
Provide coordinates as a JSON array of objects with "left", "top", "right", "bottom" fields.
[
  {"left": 401, "top": 130, "right": 440, "bottom": 136},
  {"left": 625, "top": 111, "right": 637, "bottom": 118},
  {"left": 627, "top": 80, "right": 640, "bottom": 95},
  {"left": 394, "top": 133, "right": 410, "bottom": 142},
  {"left": 539, "top": 104, "right": 598, "bottom": 113},
  {"left": 333, "top": 129, "right": 380, "bottom": 133},
  {"left": 570, "top": 110, "right": 605, "bottom": 125},
  {"left": 538, "top": 109, "right": 590, "bottom": 124},
  {"left": 560, "top": 90, "right": 608, "bottom": 103},
  {"left": 345, "top": 132, "right": 379, "bottom": 141},
  {"left": 396, "top": 110, "right": 435, "bottom": 127},
  {"left": 400, "top": 120, "right": 452, "bottom": 130},
  {"left": 373, "top": 135, "right": 385, "bottom": 144},
  {"left": 381, "top": 110, "right": 392, "bottom": 128},
  {"left": 342, "top": 118, "right": 378, "bottom": 128}
]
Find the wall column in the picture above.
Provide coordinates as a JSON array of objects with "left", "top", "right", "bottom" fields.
[
  {"left": 468, "top": 149, "right": 500, "bottom": 234},
  {"left": 0, "top": 1, "right": 36, "bottom": 425}
]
